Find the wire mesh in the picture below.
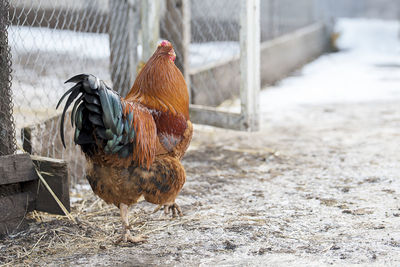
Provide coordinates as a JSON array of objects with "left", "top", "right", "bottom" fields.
[
  {"left": 162, "top": 0, "right": 242, "bottom": 107},
  {"left": 9, "top": 0, "right": 111, "bottom": 184},
  {"left": 8, "top": 0, "right": 388, "bottom": 185},
  {"left": 260, "top": 0, "right": 318, "bottom": 42}
]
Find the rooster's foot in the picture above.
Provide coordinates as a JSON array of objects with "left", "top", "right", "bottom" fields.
[
  {"left": 115, "top": 228, "right": 146, "bottom": 244},
  {"left": 153, "top": 203, "right": 183, "bottom": 217}
]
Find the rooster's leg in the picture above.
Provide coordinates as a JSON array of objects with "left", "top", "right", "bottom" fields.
[{"left": 115, "top": 203, "right": 146, "bottom": 244}]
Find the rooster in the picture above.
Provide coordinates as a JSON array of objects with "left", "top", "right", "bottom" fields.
[{"left": 57, "top": 40, "right": 192, "bottom": 243}]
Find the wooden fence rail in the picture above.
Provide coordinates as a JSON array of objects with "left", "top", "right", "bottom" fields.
[{"left": 0, "top": 154, "right": 70, "bottom": 236}]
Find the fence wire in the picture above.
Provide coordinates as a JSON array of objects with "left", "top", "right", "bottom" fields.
[
  {"left": 261, "top": 0, "right": 318, "bottom": 42},
  {"left": 178, "top": 0, "right": 241, "bottom": 107},
  {"left": 6, "top": 0, "right": 393, "bottom": 185},
  {"left": 9, "top": 0, "right": 111, "bottom": 184}
]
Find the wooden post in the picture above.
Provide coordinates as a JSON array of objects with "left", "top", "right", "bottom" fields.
[
  {"left": 0, "top": 0, "right": 16, "bottom": 155},
  {"left": 109, "top": 0, "right": 140, "bottom": 97},
  {"left": 141, "top": 0, "right": 160, "bottom": 61},
  {"left": 162, "top": 0, "right": 191, "bottom": 101},
  {"left": 240, "top": 0, "right": 260, "bottom": 131},
  {"left": 22, "top": 127, "right": 32, "bottom": 154},
  {"left": 0, "top": 193, "right": 30, "bottom": 235},
  {"left": 0, "top": 154, "right": 70, "bottom": 235},
  {"left": 0, "top": 154, "right": 37, "bottom": 184},
  {"left": 29, "top": 155, "right": 70, "bottom": 215}
]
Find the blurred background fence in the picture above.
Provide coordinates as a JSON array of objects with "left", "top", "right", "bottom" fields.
[{"left": 2, "top": 0, "right": 399, "bottom": 185}]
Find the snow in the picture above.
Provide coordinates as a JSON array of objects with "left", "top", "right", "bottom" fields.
[
  {"left": 335, "top": 19, "right": 400, "bottom": 54},
  {"left": 259, "top": 18, "right": 400, "bottom": 113},
  {"left": 9, "top": 26, "right": 110, "bottom": 59}
]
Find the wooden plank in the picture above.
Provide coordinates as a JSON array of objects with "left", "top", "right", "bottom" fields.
[
  {"left": 21, "top": 110, "right": 86, "bottom": 186},
  {"left": 260, "top": 23, "right": 328, "bottom": 86},
  {"left": 141, "top": 0, "right": 160, "bottom": 61},
  {"left": 0, "top": 153, "right": 70, "bottom": 215},
  {"left": 28, "top": 155, "right": 70, "bottom": 215},
  {"left": 0, "top": 183, "right": 21, "bottom": 198},
  {"left": 0, "top": 193, "right": 29, "bottom": 222},
  {"left": 190, "top": 59, "right": 240, "bottom": 106},
  {"left": 240, "top": 0, "right": 260, "bottom": 131},
  {"left": 189, "top": 105, "right": 244, "bottom": 130},
  {"left": 0, "top": 193, "right": 29, "bottom": 235},
  {"left": 0, "top": 154, "right": 37, "bottom": 185},
  {"left": 0, "top": 155, "right": 70, "bottom": 235}
]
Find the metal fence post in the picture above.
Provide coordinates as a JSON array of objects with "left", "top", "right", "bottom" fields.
[
  {"left": 240, "top": 0, "right": 260, "bottom": 131},
  {"left": 109, "top": 0, "right": 140, "bottom": 97},
  {"left": 0, "top": 0, "right": 16, "bottom": 155}
]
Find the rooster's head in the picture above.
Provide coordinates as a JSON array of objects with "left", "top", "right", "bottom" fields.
[{"left": 158, "top": 40, "right": 176, "bottom": 62}]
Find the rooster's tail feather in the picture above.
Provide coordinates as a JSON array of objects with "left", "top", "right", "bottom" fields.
[{"left": 57, "top": 74, "right": 156, "bottom": 165}]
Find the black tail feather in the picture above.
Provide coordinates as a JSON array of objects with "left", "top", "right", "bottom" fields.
[
  {"left": 84, "top": 94, "right": 101, "bottom": 105},
  {"left": 64, "top": 74, "right": 89, "bottom": 84},
  {"left": 59, "top": 84, "right": 82, "bottom": 148},
  {"left": 56, "top": 85, "right": 75, "bottom": 110},
  {"left": 58, "top": 73, "right": 139, "bottom": 160},
  {"left": 71, "top": 94, "right": 84, "bottom": 127}
]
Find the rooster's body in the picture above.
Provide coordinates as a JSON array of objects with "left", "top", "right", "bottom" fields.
[{"left": 57, "top": 41, "right": 192, "bottom": 243}]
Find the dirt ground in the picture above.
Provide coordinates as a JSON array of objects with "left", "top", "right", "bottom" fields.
[{"left": 1, "top": 99, "right": 400, "bottom": 266}]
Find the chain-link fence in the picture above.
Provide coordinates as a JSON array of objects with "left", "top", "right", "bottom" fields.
[
  {"left": 5, "top": 0, "right": 394, "bottom": 185},
  {"left": 260, "top": 0, "right": 318, "bottom": 42},
  {"left": 9, "top": 0, "right": 111, "bottom": 184},
  {"left": 183, "top": 0, "right": 241, "bottom": 107}
]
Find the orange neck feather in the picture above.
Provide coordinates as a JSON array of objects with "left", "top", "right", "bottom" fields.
[{"left": 125, "top": 52, "right": 189, "bottom": 120}]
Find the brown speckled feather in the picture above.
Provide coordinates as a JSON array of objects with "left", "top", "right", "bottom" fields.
[{"left": 86, "top": 155, "right": 186, "bottom": 207}]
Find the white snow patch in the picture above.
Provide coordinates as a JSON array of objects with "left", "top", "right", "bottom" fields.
[
  {"left": 336, "top": 18, "right": 400, "bottom": 55},
  {"left": 9, "top": 26, "right": 110, "bottom": 59},
  {"left": 259, "top": 18, "right": 400, "bottom": 113}
]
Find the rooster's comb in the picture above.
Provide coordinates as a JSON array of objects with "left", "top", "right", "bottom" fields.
[{"left": 159, "top": 40, "right": 172, "bottom": 47}]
